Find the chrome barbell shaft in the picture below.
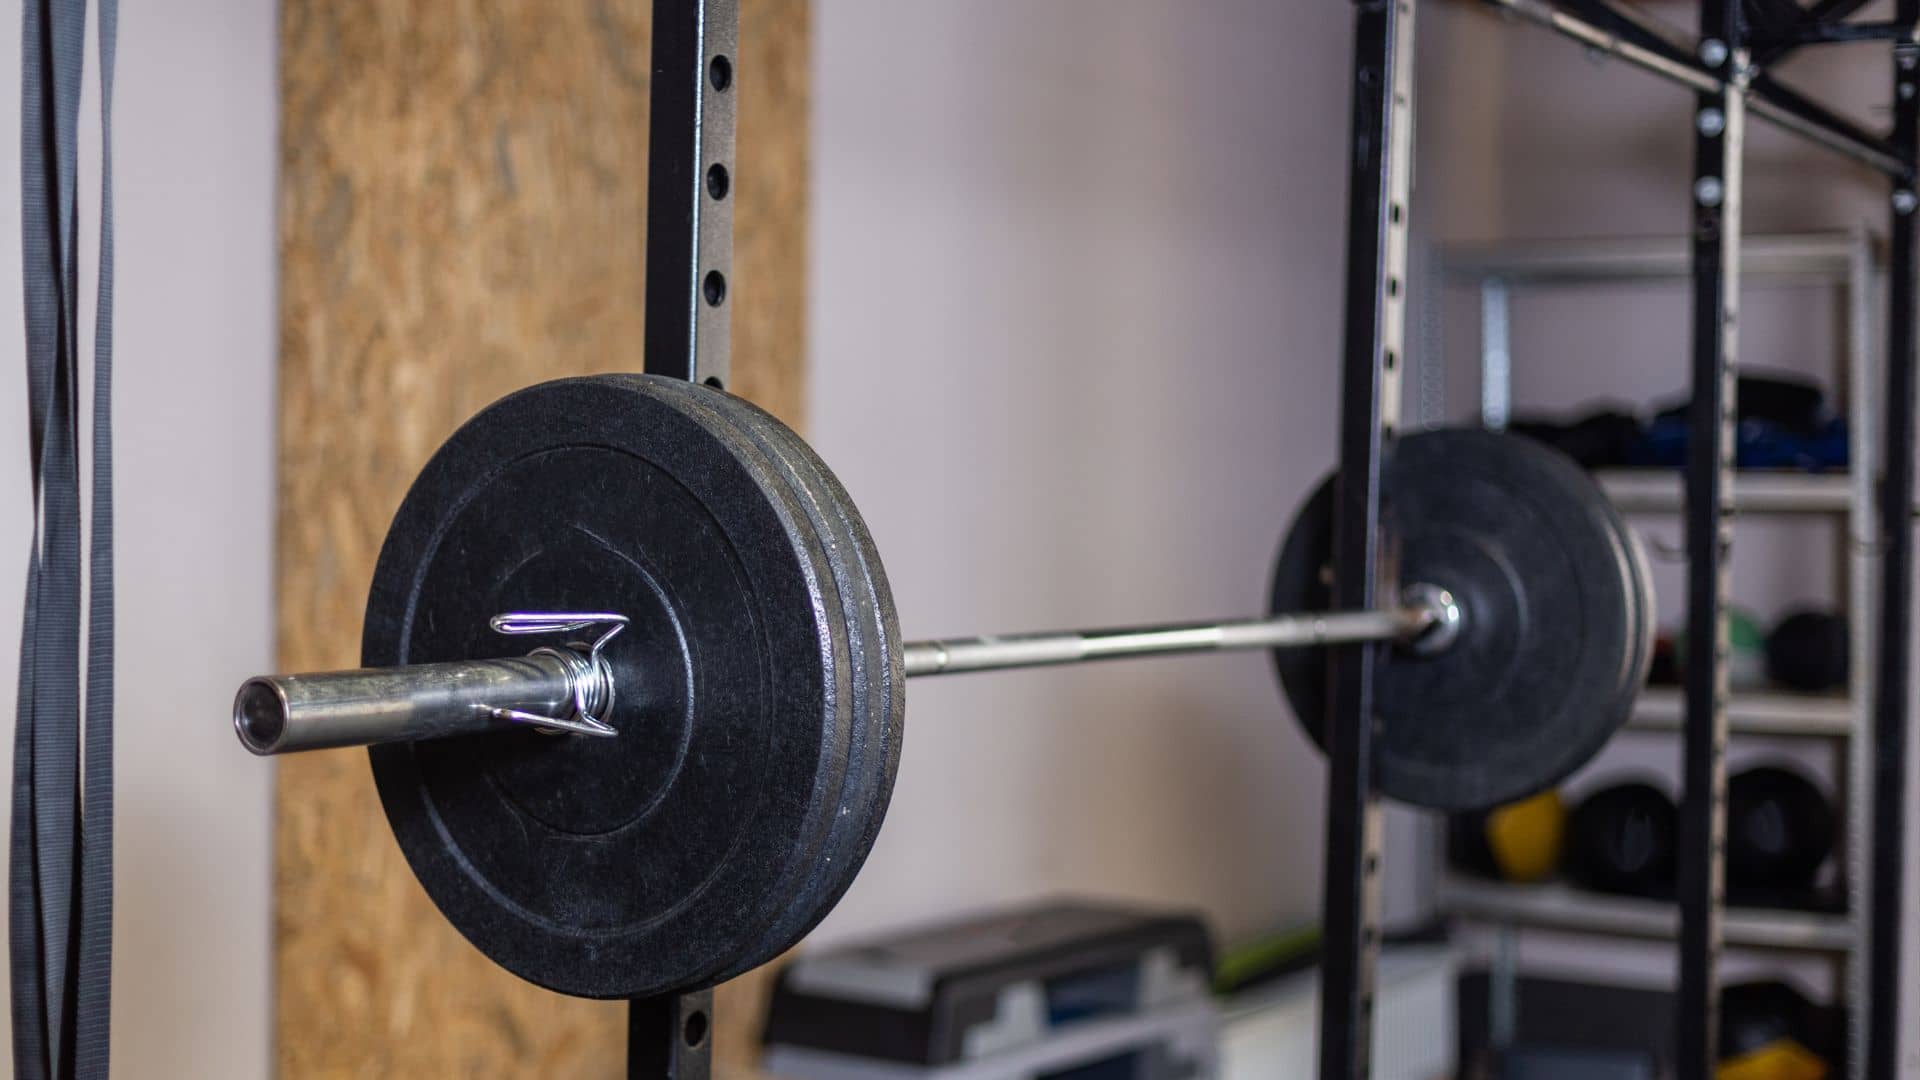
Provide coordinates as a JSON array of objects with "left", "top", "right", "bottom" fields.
[
  {"left": 233, "top": 593, "right": 1459, "bottom": 754},
  {"left": 901, "top": 600, "right": 1443, "bottom": 679}
]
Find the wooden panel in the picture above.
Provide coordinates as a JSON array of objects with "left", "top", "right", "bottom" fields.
[{"left": 275, "top": 2, "right": 808, "bottom": 1073}]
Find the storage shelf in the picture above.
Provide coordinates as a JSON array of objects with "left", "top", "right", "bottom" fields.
[
  {"left": 1439, "top": 231, "right": 1878, "bottom": 1043},
  {"left": 1597, "top": 469, "right": 1853, "bottom": 514},
  {"left": 1439, "top": 232, "right": 1868, "bottom": 285},
  {"left": 1625, "top": 687, "right": 1854, "bottom": 738},
  {"left": 1442, "top": 876, "right": 1853, "bottom": 953}
]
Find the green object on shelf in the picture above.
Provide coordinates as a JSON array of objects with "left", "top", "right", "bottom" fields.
[
  {"left": 1215, "top": 923, "right": 1322, "bottom": 995},
  {"left": 1675, "top": 606, "right": 1769, "bottom": 690}
]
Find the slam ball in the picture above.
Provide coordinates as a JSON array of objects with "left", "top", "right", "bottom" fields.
[
  {"left": 1565, "top": 781, "right": 1676, "bottom": 897},
  {"left": 1765, "top": 610, "right": 1848, "bottom": 693}
]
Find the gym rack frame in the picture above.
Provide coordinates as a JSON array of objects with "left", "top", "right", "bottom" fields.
[
  {"left": 1328, "top": 2, "right": 1918, "bottom": 1080},
  {"left": 633, "top": 0, "right": 734, "bottom": 1075},
  {"left": 622, "top": 1, "right": 1920, "bottom": 1077}
]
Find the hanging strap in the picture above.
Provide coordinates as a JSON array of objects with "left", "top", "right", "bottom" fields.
[
  {"left": 11, "top": 0, "right": 115, "bottom": 1076},
  {"left": 16, "top": 1, "right": 87, "bottom": 1074},
  {"left": 10, "top": 0, "right": 56, "bottom": 1066},
  {"left": 72, "top": 0, "right": 112, "bottom": 1074}
]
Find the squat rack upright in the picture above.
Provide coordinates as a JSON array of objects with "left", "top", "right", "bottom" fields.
[
  {"left": 632, "top": 0, "right": 734, "bottom": 1075},
  {"left": 1325, "top": 2, "right": 1918, "bottom": 1079}
]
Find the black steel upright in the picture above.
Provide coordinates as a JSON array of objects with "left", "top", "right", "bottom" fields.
[
  {"left": 644, "top": 0, "right": 737, "bottom": 388},
  {"left": 635, "top": 0, "right": 735, "bottom": 1075},
  {"left": 1677, "top": 3, "right": 1743, "bottom": 1075},
  {"left": 1868, "top": 28, "right": 1919, "bottom": 1080},
  {"left": 1319, "top": 2, "right": 1414, "bottom": 1078},
  {"left": 628, "top": 990, "right": 715, "bottom": 1080}
]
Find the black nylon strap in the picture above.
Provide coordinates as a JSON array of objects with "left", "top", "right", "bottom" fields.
[
  {"left": 11, "top": 0, "right": 113, "bottom": 1075},
  {"left": 18, "top": 1, "right": 83, "bottom": 1073},
  {"left": 9, "top": 8, "right": 52, "bottom": 1064},
  {"left": 72, "top": 0, "right": 114, "bottom": 1074},
  {"left": 37, "top": 7, "right": 88, "bottom": 1072}
]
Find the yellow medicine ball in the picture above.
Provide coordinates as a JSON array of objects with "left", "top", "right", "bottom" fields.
[{"left": 1484, "top": 789, "right": 1566, "bottom": 884}]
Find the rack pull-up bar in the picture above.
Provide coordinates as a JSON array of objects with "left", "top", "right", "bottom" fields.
[{"left": 1487, "top": 0, "right": 1912, "bottom": 178}]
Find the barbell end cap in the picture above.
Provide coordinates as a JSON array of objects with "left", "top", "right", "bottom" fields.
[
  {"left": 233, "top": 676, "right": 292, "bottom": 756},
  {"left": 1401, "top": 583, "right": 1464, "bottom": 656}
]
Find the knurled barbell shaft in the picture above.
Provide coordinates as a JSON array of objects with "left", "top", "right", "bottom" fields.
[{"left": 901, "top": 601, "right": 1438, "bottom": 678}]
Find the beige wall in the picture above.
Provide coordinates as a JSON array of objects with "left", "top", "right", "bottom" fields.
[{"left": 806, "top": 0, "right": 1365, "bottom": 949}]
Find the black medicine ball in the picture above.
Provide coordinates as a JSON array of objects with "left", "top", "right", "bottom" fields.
[
  {"left": 1721, "top": 979, "right": 1811, "bottom": 1059},
  {"left": 1765, "top": 610, "right": 1848, "bottom": 692},
  {"left": 1727, "top": 765, "right": 1834, "bottom": 893},
  {"left": 1565, "top": 781, "right": 1676, "bottom": 897}
]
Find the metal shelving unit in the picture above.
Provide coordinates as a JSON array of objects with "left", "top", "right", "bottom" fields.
[
  {"left": 1336, "top": 3, "right": 1920, "bottom": 1076},
  {"left": 1433, "top": 229, "right": 1881, "bottom": 1072}
]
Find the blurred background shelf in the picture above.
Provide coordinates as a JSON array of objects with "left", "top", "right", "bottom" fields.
[
  {"left": 1597, "top": 469, "right": 1853, "bottom": 514},
  {"left": 1625, "top": 687, "right": 1854, "bottom": 738},
  {"left": 1438, "top": 232, "right": 1865, "bottom": 285},
  {"left": 1441, "top": 875, "right": 1853, "bottom": 953},
  {"left": 1433, "top": 229, "right": 1881, "bottom": 1076}
]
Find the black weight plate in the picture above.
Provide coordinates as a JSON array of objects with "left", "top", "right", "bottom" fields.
[
  {"left": 1270, "top": 429, "right": 1652, "bottom": 811},
  {"left": 754, "top": 403, "right": 903, "bottom": 914},
  {"left": 608, "top": 380, "right": 872, "bottom": 986},
  {"left": 648, "top": 381, "right": 903, "bottom": 980},
  {"left": 695, "top": 391, "right": 901, "bottom": 969},
  {"left": 702, "top": 390, "right": 902, "bottom": 978},
  {"left": 365, "top": 374, "right": 856, "bottom": 999}
]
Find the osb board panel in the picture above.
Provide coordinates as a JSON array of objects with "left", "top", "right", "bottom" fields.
[{"left": 276, "top": 2, "right": 808, "bottom": 1074}]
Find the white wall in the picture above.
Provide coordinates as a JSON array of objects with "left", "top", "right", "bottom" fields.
[
  {"left": 0, "top": 3, "right": 276, "bottom": 1077},
  {"left": 808, "top": 0, "right": 1360, "bottom": 948}
]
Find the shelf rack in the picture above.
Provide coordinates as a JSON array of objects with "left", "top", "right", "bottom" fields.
[
  {"left": 1433, "top": 228, "right": 1883, "bottom": 1074},
  {"left": 1320, "top": 1, "right": 1920, "bottom": 1077}
]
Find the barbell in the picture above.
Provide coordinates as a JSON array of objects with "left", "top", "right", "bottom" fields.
[{"left": 232, "top": 374, "right": 1653, "bottom": 999}]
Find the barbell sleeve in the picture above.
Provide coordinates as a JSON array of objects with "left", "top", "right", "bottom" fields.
[
  {"left": 233, "top": 650, "right": 608, "bottom": 756},
  {"left": 900, "top": 593, "right": 1450, "bottom": 678}
]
